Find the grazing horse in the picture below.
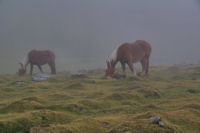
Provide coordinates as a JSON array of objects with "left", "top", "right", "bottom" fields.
[
  {"left": 105, "top": 40, "right": 152, "bottom": 77},
  {"left": 18, "top": 50, "right": 56, "bottom": 76}
]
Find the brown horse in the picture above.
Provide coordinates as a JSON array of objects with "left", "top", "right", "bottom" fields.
[
  {"left": 18, "top": 50, "right": 56, "bottom": 76},
  {"left": 105, "top": 40, "right": 152, "bottom": 77}
]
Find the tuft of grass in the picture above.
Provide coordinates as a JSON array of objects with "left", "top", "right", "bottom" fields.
[
  {"left": 0, "top": 65, "right": 199, "bottom": 132},
  {"left": 0, "top": 98, "right": 43, "bottom": 113}
]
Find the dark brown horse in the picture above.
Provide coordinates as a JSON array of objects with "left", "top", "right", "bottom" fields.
[
  {"left": 18, "top": 50, "right": 56, "bottom": 76},
  {"left": 105, "top": 40, "right": 152, "bottom": 77}
]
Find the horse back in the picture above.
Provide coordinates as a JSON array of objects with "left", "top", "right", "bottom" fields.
[
  {"left": 28, "top": 50, "right": 55, "bottom": 65},
  {"left": 117, "top": 40, "right": 151, "bottom": 62}
]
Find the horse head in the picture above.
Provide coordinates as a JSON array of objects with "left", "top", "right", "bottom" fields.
[
  {"left": 18, "top": 62, "right": 26, "bottom": 76},
  {"left": 105, "top": 60, "right": 115, "bottom": 77}
]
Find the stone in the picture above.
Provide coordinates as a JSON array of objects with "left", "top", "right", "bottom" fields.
[
  {"left": 16, "top": 81, "right": 27, "bottom": 85},
  {"left": 149, "top": 116, "right": 166, "bottom": 128},
  {"left": 71, "top": 72, "right": 88, "bottom": 78},
  {"left": 149, "top": 116, "right": 161, "bottom": 124},
  {"left": 32, "top": 73, "right": 51, "bottom": 81}
]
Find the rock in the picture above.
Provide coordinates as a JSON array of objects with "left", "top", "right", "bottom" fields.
[
  {"left": 186, "top": 89, "right": 196, "bottom": 94},
  {"left": 16, "top": 81, "right": 27, "bottom": 85},
  {"left": 149, "top": 116, "right": 161, "bottom": 124},
  {"left": 71, "top": 72, "right": 88, "bottom": 78},
  {"left": 149, "top": 116, "right": 166, "bottom": 128},
  {"left": 158, "top": 121, "right": 165, "bottom": 127},
  {"left": 32, "top": 73, "right": 51, "bottom": 81},
  {"left": 191, "top": 78, "right": 197, "bottom": 80},
  {"left": 102, "top": 122, "right": 109, "bottom": 128}
]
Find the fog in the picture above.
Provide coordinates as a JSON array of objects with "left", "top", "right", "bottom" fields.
[{"left": 0, "top": 0, "right": 200, "bottom": 74}]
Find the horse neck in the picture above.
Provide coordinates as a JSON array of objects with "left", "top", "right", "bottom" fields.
[
  {"left": 109, "top": 44, "right": 121, "bottom": 63},
  {"left": 111, "top": 59, "right": 117, "bottom": 69},
  {"left": 22, "top": 54, "right": 29, "bottom": 69}
]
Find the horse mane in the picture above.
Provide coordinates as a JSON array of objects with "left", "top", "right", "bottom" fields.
[
  {"left": 109, "top": 43, "right": 122, "bottom": 62},
  {"left": 21, "top": 52, "right": 29, "bottom": 69}
]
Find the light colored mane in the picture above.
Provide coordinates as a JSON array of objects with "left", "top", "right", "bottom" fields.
[
  {"left": 109, "top": 43, "right": 122, "bottom": 62},
  {"left": 21, "top": 54, "right": 29, "bottom": 69}
]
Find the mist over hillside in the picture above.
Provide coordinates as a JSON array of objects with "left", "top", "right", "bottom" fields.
[{"left": 0, "top": 0, "right": 200, "bottom": 74}]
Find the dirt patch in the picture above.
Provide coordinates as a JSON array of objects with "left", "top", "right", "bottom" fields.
[
  {"left": 66, "top": 83, "right": 85, "bottom": 90},
  {"left": 137, "top": 88, "right": 161, "bottom": 98}
]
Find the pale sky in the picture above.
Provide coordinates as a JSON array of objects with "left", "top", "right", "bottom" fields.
[{"left": 0, "top": 0, "right": 200, "bottom": 73}]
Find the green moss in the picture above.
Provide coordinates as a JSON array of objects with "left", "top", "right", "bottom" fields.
[{"left": 0, "top": 65, "right": 199, "bottom": 132}]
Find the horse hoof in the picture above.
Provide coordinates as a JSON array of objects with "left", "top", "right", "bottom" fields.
[
  {"left": 138, "top": 72, "right": 146, "bottom": 77},
  {"left": 133, "top": 73, "right": 137, "bottom": 77}
]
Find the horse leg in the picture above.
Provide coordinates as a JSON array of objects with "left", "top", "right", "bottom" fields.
[
  {"left": 140, "top": 58, "right": 146, "bottom": 76},
  {"left": 52, "top": 62, "right": 56, "bottom": 74},
  {"left": 48, "top": 62, "right": 56, "bottom": 74},
  {"left": 127, "top": 62, "right": 137, "bottom": 76},
  {"left": 145, "top": 57, "right": 149, "bottom": 75},
  {"left": 37, "top": 65, "right": 44, "bottom": 73},
  {"left": 120, "top": 61, "right": 126, "bottom": 76},
  {"left": 30, "top": 64, "right": 33, "bottom": 75}
]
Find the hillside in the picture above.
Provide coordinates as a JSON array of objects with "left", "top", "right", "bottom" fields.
[{"left": 0, "top": 65, "right": 200, "bottom": 133}]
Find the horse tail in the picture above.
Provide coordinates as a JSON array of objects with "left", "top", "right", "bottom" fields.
[
  {"left": 138, "top": 40, "right": 151, "bottom": 58},
  {"left": 49, "top": 60, "right": 56, "bottom": 74},
  {"left": 145, "top": 47, "right": 151, "bottom": 58},
  {"left": 138, "top": 40, "right": 151, "bottom": 74},
  {"left": 145, "top": 43, "right": 151, "bottom": 75},
  {"left": 48, "top": 51, "right": 56, "bottom": 74}
]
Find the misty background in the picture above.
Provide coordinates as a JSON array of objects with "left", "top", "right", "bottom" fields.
[{"left": 0, "top": 0, "right": 200, "bottom": 74}]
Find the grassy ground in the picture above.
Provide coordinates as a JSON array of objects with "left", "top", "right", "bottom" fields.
[{"left": 0, "top": 65, "right": 200, "bottom": 133}]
